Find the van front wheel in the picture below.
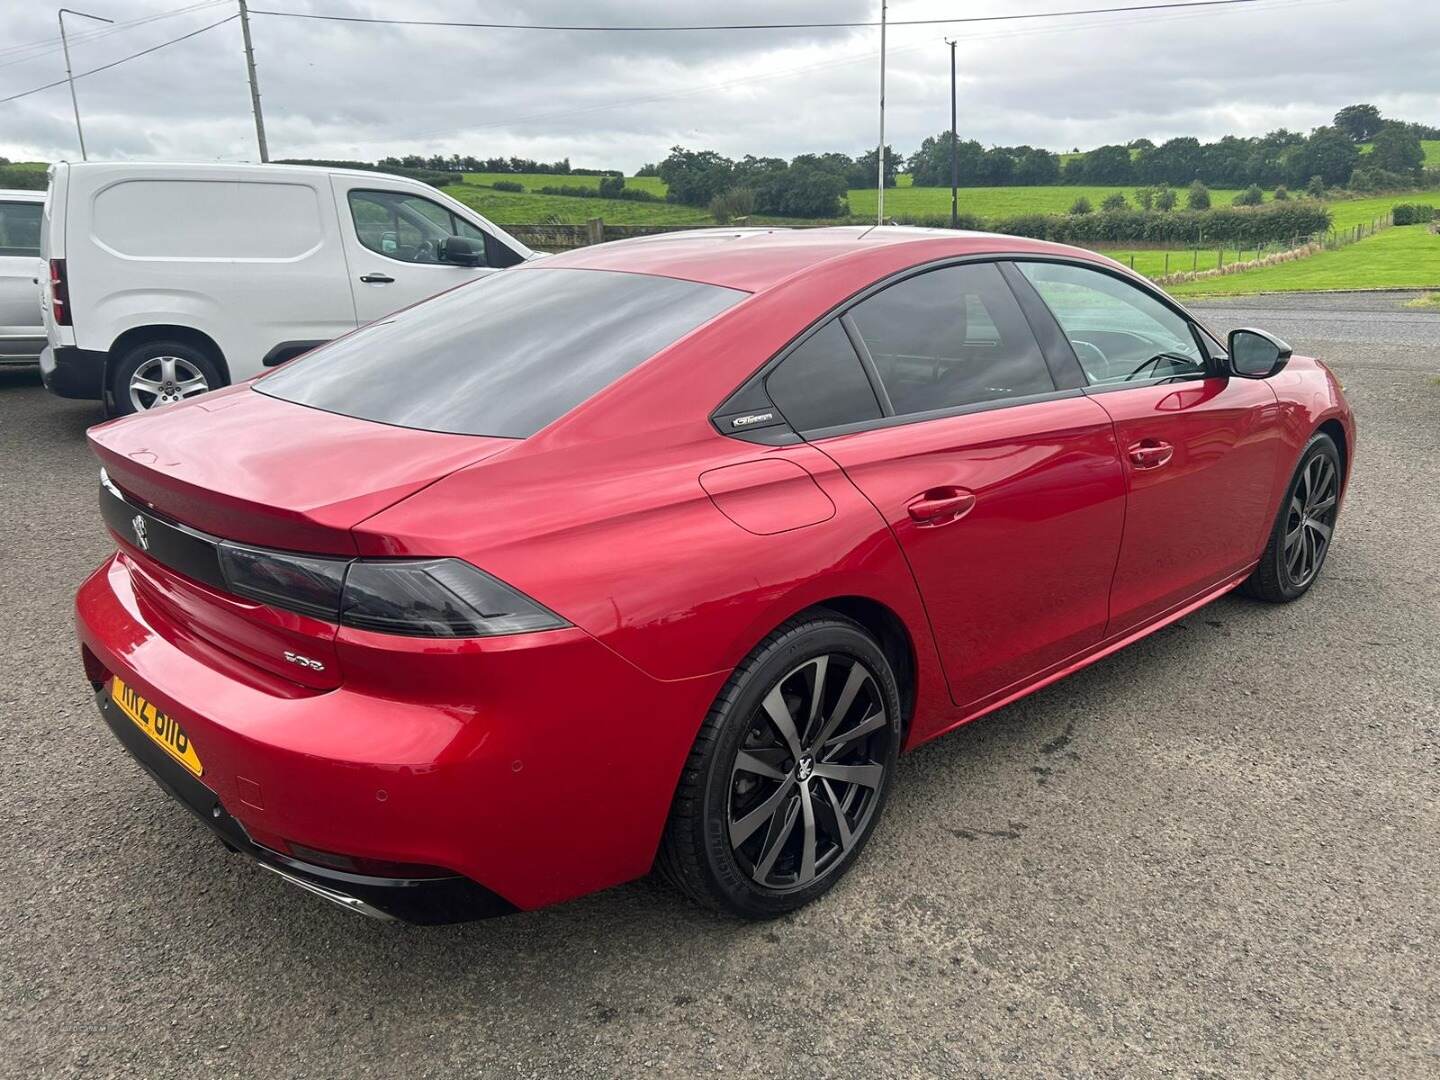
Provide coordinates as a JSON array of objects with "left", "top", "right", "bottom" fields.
[{"left": 108, "top": 340, "right": 224, "bottom": 417}]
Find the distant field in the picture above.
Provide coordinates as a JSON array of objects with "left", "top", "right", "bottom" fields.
[
  {"left": 1358, "top": 139, "right": 1440, "bottom": 167},
  {"left": 1168, "top": 223, "right": 1440, "bottom": 297},
  {"left": 462, "top": 172, "right": 669, "bottom": 196}
]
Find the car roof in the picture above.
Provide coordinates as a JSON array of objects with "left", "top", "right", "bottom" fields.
[{"left": 531, "top": 226, "right": 1115, "bottom": 293}]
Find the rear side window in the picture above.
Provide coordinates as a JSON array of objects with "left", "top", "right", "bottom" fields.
[
  {"left": 0, "top": 201, "right": 41, "bottom": 256},
  {"left": 849, "top": 262, "right": 1054, "bottom": 417},
  {"left": 766, "top": 321, "right": 881, "bottom": 432},
  {"left": 258, "top": 268, "right": 745, "bottom": 438}
]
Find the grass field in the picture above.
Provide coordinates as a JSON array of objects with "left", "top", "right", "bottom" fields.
[
  {"left": 1358, "top": 139, "right": 1440, "bottom": 167},
  {"left": 1167, "top": 223, "right": 1440, "bottom": 297}
]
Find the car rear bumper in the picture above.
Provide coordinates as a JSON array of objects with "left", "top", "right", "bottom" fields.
[
  {"left": 76, "top": 551, "right": 727, "bottom": 920},
  {"left": 94, "top": 685, "right": 515, "bottom": 923},
  {"left": 40, "top": 344, "right": 106, "bottom": 398}
]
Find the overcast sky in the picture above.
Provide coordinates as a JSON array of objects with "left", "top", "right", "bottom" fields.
[{"left": 2, "top": 0, "right": 1437, "bottom": 169}]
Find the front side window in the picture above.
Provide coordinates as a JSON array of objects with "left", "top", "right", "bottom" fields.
[
  {"left": 347, "top": 190, "right": 487, "bottom": 266},
  {"left": 765, "top": 321, "right": 882, "bottom": 432},
  {"left": 1017, "top": 262, "right": 1207, "bottom": 385},
  {"left": 848, "top": 262, "right": 1055, "bottom": 417},
  {"left": 257, "top": 268, "right": 745, "bottom": 438},
  {"left": 0, "top": 201, "right": 41, "bottom": 257}
]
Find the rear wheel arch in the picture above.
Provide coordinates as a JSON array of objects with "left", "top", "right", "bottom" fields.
[
  {"left": 108, "top": 325, "right": 230, "bottom": 387},
  {"left": 1317, "top": 417, "right": 1348, "bottom": 481},
  {"left": 808, "top": 597, "right": 917, "bottom": 739}
]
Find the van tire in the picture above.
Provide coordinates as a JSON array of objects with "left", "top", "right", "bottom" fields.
[{"left": 107, "top": 340, "right": 225, "bottom": 417}]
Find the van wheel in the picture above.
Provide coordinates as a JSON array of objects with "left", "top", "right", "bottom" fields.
[{"left": 108, "top": 340, "right": 223, "bottom": 417}]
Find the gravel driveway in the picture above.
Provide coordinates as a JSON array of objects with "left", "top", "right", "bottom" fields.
[{"left": 2, "top": 292, "right": 1436, "bottom": 1079}]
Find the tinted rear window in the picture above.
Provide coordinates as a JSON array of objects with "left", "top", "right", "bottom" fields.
[{"left": 257, "top": 268, "right": 745, "bottom": 438}]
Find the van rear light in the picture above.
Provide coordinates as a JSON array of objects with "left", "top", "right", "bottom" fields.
[
  {"left": 340, "top": 558, "right": 568, "bottom": 638},
  {"left": 49, "top": 258, "right": 71, "bottom": 326}
]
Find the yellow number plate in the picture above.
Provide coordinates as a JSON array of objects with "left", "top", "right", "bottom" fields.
[{"left": 112, "top": 677, "right": 203, "bottom": 778}]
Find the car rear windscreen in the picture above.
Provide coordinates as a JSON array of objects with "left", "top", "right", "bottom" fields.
[{"left": 257, "top": 267, "right": 746, "bottom": 438}]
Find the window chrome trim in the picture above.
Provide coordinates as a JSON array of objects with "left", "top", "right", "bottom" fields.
[{"left": 802, "top": 386, "right": 1088, "bottom": 442}]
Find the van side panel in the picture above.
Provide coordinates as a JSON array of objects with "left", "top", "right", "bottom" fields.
[{"left": 66, "top": 168, "right": 359, "bottom": 383}]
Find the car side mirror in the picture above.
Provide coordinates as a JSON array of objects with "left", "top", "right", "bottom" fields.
[
  {"left": 1227, "top": 327, "right": 1292, "bottom": 378},
  {"left": 439, "top": 235, "right": 485, "bottom": 267}
]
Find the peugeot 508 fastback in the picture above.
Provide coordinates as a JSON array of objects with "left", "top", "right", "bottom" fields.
[{"left": 77, "top": 227, "right": 1354, "bottom": 923}]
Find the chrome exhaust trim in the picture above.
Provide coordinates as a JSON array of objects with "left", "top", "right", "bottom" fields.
[{"left": 256, "top": 860, "right": 396, "bottom": 921}]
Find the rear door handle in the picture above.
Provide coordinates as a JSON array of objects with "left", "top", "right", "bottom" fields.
[
  {"left": 1127, "top": 439, "right": 1174, "bottom": 470},
  {"left": 359, "top": 273, "right": 395, "bottom": 284},
  {"left": 906, "top": 487, "right": 976, "bottom": 527}
]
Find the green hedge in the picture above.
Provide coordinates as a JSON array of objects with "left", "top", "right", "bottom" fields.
[
  {"left": 1391, "top": 203, "right": 1436, "bottom": 225},
  {"left": 893, "top": 202, "right": 1331, "bottom": 246},
  {"left": 490, "top": 180, "right": 524, "bottom": 192},
  {"left": 0, "top": 165, "right": 47, "bottom": 190}
]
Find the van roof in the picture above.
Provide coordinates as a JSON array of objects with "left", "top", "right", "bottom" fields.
[{"left": 54, "top": 160, "right": 437, "bottom": 185}]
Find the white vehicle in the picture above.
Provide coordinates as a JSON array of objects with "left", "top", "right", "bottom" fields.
[
  {"left": 0, "top": 189, "right": 45, "bottom": 366},
  {"left": 39, "top": 161, "right": 536, "bottom": 415}
]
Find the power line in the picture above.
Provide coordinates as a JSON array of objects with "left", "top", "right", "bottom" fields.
[
  {"left": 0, "top": 2, "right": 229, "bottom": 69},
  {"left": 249, "top": 0, "right": 1270, "bottom": 32},
  {"left": 0, "top": 14, "right": 238, "bottom": 105}
]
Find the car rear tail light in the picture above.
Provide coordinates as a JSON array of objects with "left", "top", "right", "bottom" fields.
[
  {"left": 340, "top": 558, "right": 567, "bottom": 638},
  {"left": 217, "top": 541, "right": 349, "bottom": 620},
  {"left": 49, "top": 258, "right": 71, "bottom": 326},
  {"left": 216, "top": 544, "right": 564, "bottom": 638}
]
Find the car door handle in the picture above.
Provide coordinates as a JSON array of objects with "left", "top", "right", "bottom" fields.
[
  {"left": 1127, "top": 439, "right": 1175, "bottom": 470},
  {"left": 907, "top": 487, "right": 976, "bottom": 527},
  {"left": 359, "top": 273, "right": 395, "bottom": 284}
]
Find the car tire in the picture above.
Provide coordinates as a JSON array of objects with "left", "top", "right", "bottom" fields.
[
  {"left": 107, "top": 340, "right": 224, "bottom": 417},
  {"left": 1241, "top": 431, "right": 1343, "bottom": 603},
  {"left": 657, "top": 612, "right": 902, "bottom": 919}
]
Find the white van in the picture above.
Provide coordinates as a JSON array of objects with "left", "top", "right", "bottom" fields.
[{"left": 39, "top": 161, "right": 536, "bottom": 415}]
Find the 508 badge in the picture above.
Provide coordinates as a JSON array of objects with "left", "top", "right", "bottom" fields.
[{"left": 284, "top": 651, "right": 325, "bottom": 671}]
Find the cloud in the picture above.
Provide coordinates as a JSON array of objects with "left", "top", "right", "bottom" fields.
[{"left": 1, "top": 0, "right": 1436, "bottom": 168}]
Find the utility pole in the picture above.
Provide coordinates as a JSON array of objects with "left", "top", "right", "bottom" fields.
[
  {"left": 58, "top": 8, "right": 113, "bottom": 161},
  {"left": 946, "top": 38, "right": 958, "bottom": 229},
  {"left": 237, "top": 0, "right": 269, "bottom": 161},
  {"left": 876, "top": 0, "right": 887, "bottom": 225}
]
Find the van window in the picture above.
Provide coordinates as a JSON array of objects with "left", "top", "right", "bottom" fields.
[
  {"left": 257, "top": 268, "right": 745, "bottom": 438},
  {"left": 348, "top": 190, "right": 493, "bottom": 266},
  {"left": 0, "top": 201, "right": 41, "bottom": 257},
  {"left": 91, "top": 180, "right": 324, "bottom": 259}
]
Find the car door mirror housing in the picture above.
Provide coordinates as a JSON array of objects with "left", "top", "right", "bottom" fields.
[
  {"left": 439, "top": 235, "right": 485, "bottom": 268},
  {"left": 1227, "top": 328, "right": 1292, "bottom": 378}
]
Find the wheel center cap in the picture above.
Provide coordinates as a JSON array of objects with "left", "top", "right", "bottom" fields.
[{"left": 797, "top": 756, "right": 814, "bottom": 782}]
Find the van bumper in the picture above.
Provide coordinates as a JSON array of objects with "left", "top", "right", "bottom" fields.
[{"left": 40, "top": 344, "right": 106, "bottom": 399}]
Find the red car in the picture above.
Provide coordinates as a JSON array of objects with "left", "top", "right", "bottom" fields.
[{"left": 77, "top": 228, "right": 1354, "bottom": 923}]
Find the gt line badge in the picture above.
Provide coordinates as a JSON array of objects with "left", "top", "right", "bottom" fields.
[{"left": 131, "top": 514, "right": 149, "bottom": 552}]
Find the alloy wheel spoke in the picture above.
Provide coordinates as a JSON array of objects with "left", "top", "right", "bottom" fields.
[
  {"left": 762, "top": 686, "right": 803, "bottom": 760},
  {"left": 811, "top": 761, "right": 883, "bottom": 789},
  {"left": 751, "top": 791, "right": 800, "bottom": 882},
  {"left": 796, "top": 782, "right": 817, "bottom": 886},
  {"left": 730, "top": 773, "right": 796, "bottom": 848},
  {"left": 810, "top": 661, "right": 868, "bottom": 752},
  {"left": 803, "top": 655, "right": 829, "bottom": 743},
  {"left": 130, "top": 377, "right": 163, "bottom": 395},
  {"left": 159, "top": 357, "right": 178, "bottom": 383},
  {"left": 1306, "top": 517, "right": 1332, "bottom": 542},
  {"left": 1284, "top": 521, "right": 1304, "bottom": 553},
  {"left": 822, "top": 708, "right": 887, "bottom": 758},
  {"left": 1309, "top": 494, "right": 1336, "bottom": 515},
  {"left": 734, "top": 748, "right": 788, "bottom": 781},
  {"left": 812, "top": 777, "right": 853, "bottom": 853}
]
